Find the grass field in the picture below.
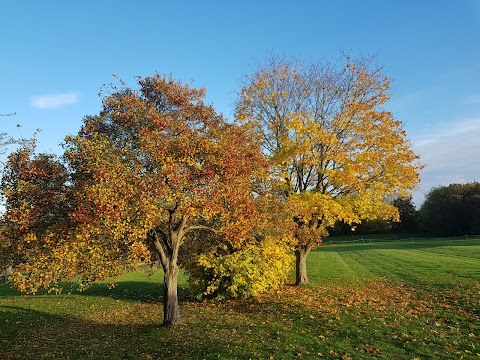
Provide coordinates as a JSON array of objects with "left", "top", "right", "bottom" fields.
[{"left": 1, "top": 237, "right": 479, "bottom": 359}]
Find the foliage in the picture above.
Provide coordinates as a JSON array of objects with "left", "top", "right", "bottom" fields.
[
  {"left": 0, "top": 139, "right": 72, "bottom": 286},
  {"left": 0, "top": 219, "right": 14, "bottom": 269},
  {"left": 1, "top": 140, "right": 70, "bottom": 234},
  {"left": 419, "top": 182, "right": 480, "bottom": 236},
  {"left": 185, "top": 195, "right": 296, "bottom": 299},
  {"left": 330, "top": 196, "right": 418, "bottom": 235},
  {"left": 0, "top": 131, "right": 18, "bottom": 205},
  {"left": 391, "top": 196, "right": 418, "bottom": 233},
  {"left": 354, "top": 218, "right": 392, "bottom": 234},
  {"left": 236, "top": 53, "right": 421, "bottom": 284},
  {"left": 0, "top": 73, "right": 266, "bottom": 325},
  {"left": 187, "top": 234, "right": 293, "bottom": 299}
]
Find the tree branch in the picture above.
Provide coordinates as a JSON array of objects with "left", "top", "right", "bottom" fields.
[
  {"left": 149, "top": 229, "right": 169, "bottom": 271},
  {"left": 181, "top": 225, "right": 219, "bottom": 245}
]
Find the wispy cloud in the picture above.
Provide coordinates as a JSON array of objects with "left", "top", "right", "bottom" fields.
[
  {"left": 465, "top": 95, "right": 480, "bottom": 104},
  {"left": 412, "top": 117, "right": 480, "bottom": 206},
  {"left": 389, "top": 86, "right": 443, "bottom": 113},
  {"left": 31, "top": 92, "right": 80, "bottom": 109}
]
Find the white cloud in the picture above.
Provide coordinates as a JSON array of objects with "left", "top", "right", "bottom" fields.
[
  {"left": 465, "top": 95, "right": 480, "bottom": 104},
  {"left": 31, "top": 92, "right": 80, "bottom": 109},
  {"left": 412, "top": 117, "right": 480, "bottom": 206}
]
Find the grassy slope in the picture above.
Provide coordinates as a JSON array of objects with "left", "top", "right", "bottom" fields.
[{"left": 1, "top": 238, "right": 479, "bottom": 359}]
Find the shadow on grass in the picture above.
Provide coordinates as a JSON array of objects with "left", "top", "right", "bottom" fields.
[
  {"left": 0, "top": 280, "right": 193, "bottom": 304},
  {"left": 0, "top": 304, "right": 238, "bottom": 360},
  {"left": 0, "top": 291, "right": 332, "bottom": 360},
  {"left": 2, "top": 282, "right": 478, "bottom": 359},
  {"left": 82, "top": 281, "right": 176, "bottom": 303}
]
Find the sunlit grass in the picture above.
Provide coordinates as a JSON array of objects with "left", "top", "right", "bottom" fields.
[
  {"left": 1, "top": 237, "right": 479, "bottom": 359},
  {"left": 311, "top": 237, "right": 480, "bottom": 285}
]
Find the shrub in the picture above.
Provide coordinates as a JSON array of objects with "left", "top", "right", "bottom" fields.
[{"left": 186, "top": 235, "right": 294, "bottom": 299}]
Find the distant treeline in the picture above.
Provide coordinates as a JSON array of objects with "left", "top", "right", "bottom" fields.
[{"left": 330, "top": 182, "right": 480, "bottom": 237}]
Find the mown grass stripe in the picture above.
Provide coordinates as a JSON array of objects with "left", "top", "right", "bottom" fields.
[
  {"left": 1, "top": 238, "right": 479, "bottom": 359},
  {"left": 312, "top": 239, "right": 480, "bottom": 285}
]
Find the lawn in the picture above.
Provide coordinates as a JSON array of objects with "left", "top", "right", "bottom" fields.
[{"left": 1, "top": 237, "right": 479, "bottom": 359}]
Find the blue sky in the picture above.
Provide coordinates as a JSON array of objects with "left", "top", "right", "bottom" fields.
[{"left": 1, "top": 0, "right": 479, "bottom": 206}]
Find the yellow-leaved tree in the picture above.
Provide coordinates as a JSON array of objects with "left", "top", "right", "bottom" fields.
[{"left": 236, "top": 54, "right": 422, "bottom": 285}]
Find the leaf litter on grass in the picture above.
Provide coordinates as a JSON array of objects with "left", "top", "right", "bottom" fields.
[
  {"left": 1, "top": 278, "right": 479, "bottom": 359},
  {"left": 227, "top": 279, "right": 480, "bottom": 359}
]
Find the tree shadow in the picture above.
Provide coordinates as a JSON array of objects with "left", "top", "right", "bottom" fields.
[
  {"left": 0, "top": 304, "right": 251, "bottom": 359},
  {"left": 91, "top": 282, "right": 205, "bottom": 308},
  {"left": 1, "top": 281, "right": 195, "bottom": 304},
  {"left": 0, "top": 265, "right": 195, "bottom": 303}
]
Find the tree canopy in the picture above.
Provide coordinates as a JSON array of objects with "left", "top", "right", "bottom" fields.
[
  {"left": 391, "top": 196, "right": 418, "bottom": 234},
  {"left": 1, "top": 56, "right": 424, "bottom": 327},
  {"left": 419, "top": 182, "right": 480, "bottom": 236},
  {"left": 1, "top": 74, "right": 266, "bottom": 326},
  {"left": 236, "top": 54, "right": 421, "bottom": 284}
]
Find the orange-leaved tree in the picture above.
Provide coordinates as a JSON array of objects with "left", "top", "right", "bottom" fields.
[
  {"left": 236, "top": 54, "right": 422, "bottom": 285},
  {"left": 63, "top": 74, "right": 266, "bottom": 325},
  {"left": 1, "top": 137, "right": 73, "bottom": 283}
]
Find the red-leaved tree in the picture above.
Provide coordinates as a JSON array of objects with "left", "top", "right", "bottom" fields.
[
  {"left": 65, "top": 74, "right": 266, "bottom": 325},
  {"left": 2, "top": 75, "right": 266, "bottom": 326}
]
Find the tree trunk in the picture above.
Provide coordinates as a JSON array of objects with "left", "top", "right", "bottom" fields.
[
  {"left": 163, "top": 262, "right": 181, "bottom": 326},
  {"left": 149, "top": 217, "right": 186, "bottom": 327},
  {"left": 295, "top": 245, "right": 311, "bottom": 286}
]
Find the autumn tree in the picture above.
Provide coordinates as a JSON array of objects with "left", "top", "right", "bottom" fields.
[
  {"left": 0, "top": 138, "right": 71, "bottom": 274},
  {"left": 236, "top": 54, "right": 421, "bottom": 285},
  {"left": 60, "top": 74, "right": 265, "bottom": 325},
  {"left": 0, "top": 127, "right": 34, "bottom": 270}
]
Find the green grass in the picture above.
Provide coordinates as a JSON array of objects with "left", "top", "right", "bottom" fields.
[
  {"left": 1, "top": 237, "right": 479, "bottom": 359},
  {"left": 311, "top": 237, "right": 480, "bottom": 285}
]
